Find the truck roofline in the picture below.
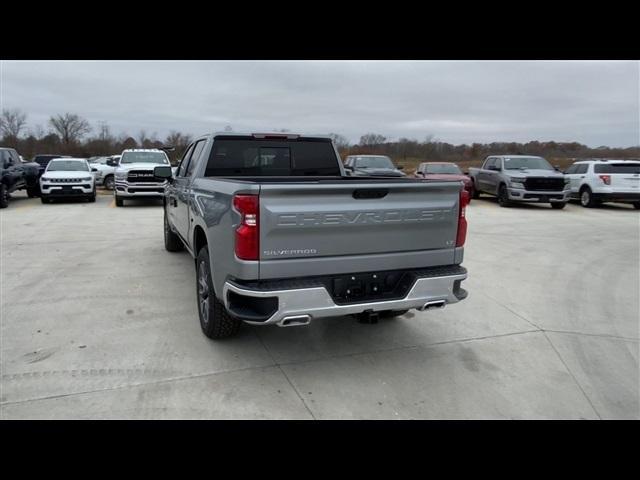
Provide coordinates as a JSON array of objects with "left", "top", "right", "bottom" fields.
[{"left": 210, "top": 132, "right": 333, "bottom": 141}]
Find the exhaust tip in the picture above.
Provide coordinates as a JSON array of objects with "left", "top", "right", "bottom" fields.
[
  {"left": 278, "top": 315, "right": 311, "bottom": 327},
  {"left": 417, "top": 300, "right": 446, "bottom": 311}
]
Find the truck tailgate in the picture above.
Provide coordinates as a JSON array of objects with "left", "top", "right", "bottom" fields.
[{"left": 258, "top": 180, "right": 462, "bottom": 277}]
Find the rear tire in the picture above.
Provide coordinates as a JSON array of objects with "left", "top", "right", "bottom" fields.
[
  {"left": 164, "top": 207, "right": 184, "bottom": 252},
  {"left": 497, "top": 184, "right": 511, "bottom": 207},
  {"left": 551, "top": 202, "right": 566, "bottom": 209},
  {"left": 27, "top": 186, "right": 40, "bottom": 198},
  {"left": 580, "top": 187, "right": 598, "bottom": 208},
  {"left": 196, "top": 246, "right": 242, "bottom": 339},
  {"left": 115, "top": 195, "right": 124, "bottom": 207},
  {"left": 0, "top": 184, "right": 9, "bottom": 208},
  {"left": 471, "top": 182, "right": 480, "bottom": 199}
]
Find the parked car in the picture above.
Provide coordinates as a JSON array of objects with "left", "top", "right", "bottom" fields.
[
  {"left": 32, "top": 154, "right": 70, "bottom": 175},
  {"left": 90, "top": 155, "right": 119, "bottom": 189},
  {"left": 468, "top": 155, "right": 570, "bottom": 209},
  {"left": 414, "top": 162, "right": 474, "bottom": 201},
  {"left": 112, "top": 149, "right": 170, "bottom": 207},
  {"left": 155, "top": 132, "right": 469, "bottom": 339},
  {"left": 0, "top": 147, "right": 42, "bottom": 207},
  {"left": 39, "top": 158, "right": 96, "bottom": 203},
  {"left": 343, "top": 155, "right": 406, "bottom": 177},
  {"left": 564, "top": 159, "right": 640, "bottom": 208}
]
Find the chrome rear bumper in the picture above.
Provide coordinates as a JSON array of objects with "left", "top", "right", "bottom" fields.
[{"left": 222, "top": 267, "right": 468, "bottom": 327}]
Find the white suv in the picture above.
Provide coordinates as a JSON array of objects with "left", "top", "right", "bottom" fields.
[
  {"left": 564, "top": 159, "right": 640, "bottom": 209},
  {"left": 39, "top": 158, "right": 96, "bottom": 203}
]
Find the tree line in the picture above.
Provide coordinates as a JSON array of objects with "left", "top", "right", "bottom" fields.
[
  {"left": 2, "top": 109, "right": 638, "bottom": 168},
  {"left": 0, "top": 109, "right": 193, "bottom": 164}
]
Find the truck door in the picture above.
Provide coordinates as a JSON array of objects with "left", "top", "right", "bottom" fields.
[
  {"left": 2, "top": 150, "right": 23, "bottom": 191},
  {"left": 168, "top": 143, "right": 194, "bottom": 239},
  {"left": 487, "top": 157, "right": 502, "bottom": 193},
  {"left": 175, "top": 139, "right": 207, "bottom": 242},
  {"left": 477, "top": 157, "right": 494, "bottom": 192}
]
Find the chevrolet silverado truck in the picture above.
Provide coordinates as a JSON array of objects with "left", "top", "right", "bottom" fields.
[
  {"left": 1, "top": 147, "right": 42, "bottom": 207},
  {"left": 112, "top": 149, "right": 171, "bottom": 206},
  {"left": 154, "top": 133, "right": 469, "bottom": 339},
  {"left": 468, "top": 155, "right": 570, "bottom": 208}
]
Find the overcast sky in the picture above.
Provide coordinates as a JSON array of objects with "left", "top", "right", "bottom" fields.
[{"left": 1, "top": 60, "right": 638, "bottom": 147}]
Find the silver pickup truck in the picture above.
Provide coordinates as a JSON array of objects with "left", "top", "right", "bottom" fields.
[
  {"left": 468, "top": 155, "right": 571, "bottom": 209},
  {"left": 154, "top": 133, "right": 469, "bottom": 339}
]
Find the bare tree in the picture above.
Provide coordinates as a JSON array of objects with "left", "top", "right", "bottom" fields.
[
  {"left": 96, "top": 121, "right": 113, "bottom": 143},
  {"left": 0, "top": 109, "right": 28, "bottom": 139},
  {"left": 138, "top": 129, "right": 149, "bottom": 146},
  {"left": 165, "top": 131, "right": 193, "bottom": 163},
  {"left": 359, "top": 133, "right": 386, "bottom": 146},
  {"left": 327, "top": 133, "right": 350, "bottom": 149},
  {"left": 30, "top": 124, "right": 47, "bottom": 140},
  {"left": 49, "top": 113, "right": 92, "bottom": 146},
  {"left": 165, "top": 130, "right": 193, "bottom": 148}
]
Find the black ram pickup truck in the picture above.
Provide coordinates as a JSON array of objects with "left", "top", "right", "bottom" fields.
[{"left": 1, "top": 147, "right": 42, "bottom": 208}]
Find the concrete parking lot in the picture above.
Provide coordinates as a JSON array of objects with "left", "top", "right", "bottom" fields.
[{"left": 1, "top": 190, "right": 638, "bottom": 419}]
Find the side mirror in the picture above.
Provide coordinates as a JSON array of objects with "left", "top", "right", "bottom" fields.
[
  {"left": 91, "top": 167, "right": 98, "bottom": 172},
  {"left": 106, "top": 159, "right": 116, "bottom": 167},
  {"left": 344, "top": 165, "right": 354, "bottom": 171},
  {"left": 397, "top": 165, "right": 404, "bottom": 170},
  {"left": 554, "top": 165, "right": 560, "bottom": 171},
  {"left": 154, "top": 165, "right": 173, "bottom": 182},
  {"left": 488, "top": 165, "right": 500, "bottom": 171}
]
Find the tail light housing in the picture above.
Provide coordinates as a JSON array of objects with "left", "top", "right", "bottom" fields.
[
  {"left": 233, "top": 194, "right": 259, "bottom": 260},
  {"left": 456, "top": 188, "right": 469, "bottom": 247},
  {"left": 598, "top": 175, "right": 611, "bottom": 185}
]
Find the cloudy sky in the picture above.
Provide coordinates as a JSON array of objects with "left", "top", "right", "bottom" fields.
[{"left": 1, "top": 60, "right": 638, "bottom": 147}]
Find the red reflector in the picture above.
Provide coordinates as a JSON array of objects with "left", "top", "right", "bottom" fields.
[
  {"left": 599, "top": 175, "right": 611, "bottom": 185},
  {"left": 456, "top": 189, "right": 469, "bottom": 247},
  {"left": 233, "top": 194, "right": 259, "bottom": 260}
]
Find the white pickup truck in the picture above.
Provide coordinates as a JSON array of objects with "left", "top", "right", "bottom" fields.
[{"left": 112, "top": 149, "right": 171, "bottom": 207}]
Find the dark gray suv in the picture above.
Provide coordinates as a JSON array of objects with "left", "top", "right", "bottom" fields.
[{"left": 344, "top": 155, "right": 405, "bottom": 177}]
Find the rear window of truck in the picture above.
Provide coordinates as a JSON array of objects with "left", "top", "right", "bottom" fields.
[
  {"left": 593, "top": 163, "right": 640, "bottom": 174},
  {"left": 204, "top": 138, "right": 341, "bottom": 176}
]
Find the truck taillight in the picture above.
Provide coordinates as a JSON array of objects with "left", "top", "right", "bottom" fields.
[
  {"left": 599, "top": 175, "right": 611, "bottom": 185},
  {"left": 456, "top": 189, "right": 469, "bottom": 247},
  {"left": 233, "top": 194, "right": 259, "bottom": 260}
]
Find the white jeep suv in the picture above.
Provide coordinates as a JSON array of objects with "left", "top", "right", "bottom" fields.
[
  {"left": 39, "top": 158, "right": 96, "bottom": 203},
  {"left": 564, "top": 159, "right": 640, "bottom": 209},
  {"left": 113, "top": 149, "right": 171, "bottom": 207}
]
